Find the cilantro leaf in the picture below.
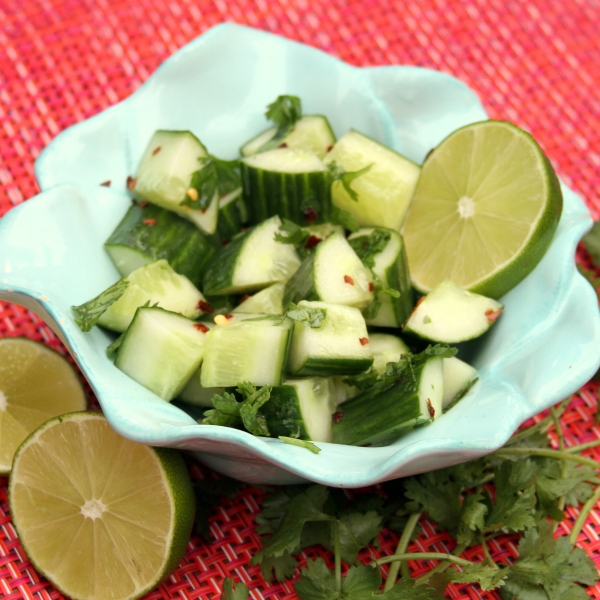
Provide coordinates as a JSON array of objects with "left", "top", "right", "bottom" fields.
[
  {"left": 237, "top": 383, "right": 272, "bottom": 436},
  {"left": 202, "top": 391, "right": 242, "bottom": 427},
  {"left": 331, "top": 205, "right": 359, "bottom": 232},
  {"left": 294, "top": 557, "right": 339, "bottom": 600},
  {"left": 221, "top": 577, "right": 250, "bottom": 600},
  {"left": 348, "top": 229, "right": 392, "bottom": 269},
  {"left": 328, "top": 161, "right": 373, "bottom": 202},
  {"left": 259, "top": 552, "right": 298, "bottom": 583},
  {"left": 343, "top": 368, "right": 379, "bottom": 393},
  {"left": 72, "top": 278, "right": 129, "bottom": 332},
  {"left": 484, "top": 459, "right": 537, "bottom": 533},
  {"left": 274, "top": 219, "right": 311, "bottom": 246},
  {"left": 456, "top": 492, "right": 488, "bottom": 546},
  {"left": 106, "top": 333, "right": 124, "bottom": 360},
  {"left": 254, "top": 485, "right": 332, "bottom": 562},
  {"left": 449, "top": 563, "right": 508, "bottom": 591},
  {"left": 279, "top": 436, "right": 321, "bottom": 454},
  {"left": 287, "top": 302, "right": 327, "bottom": 328},
  {"left": 338, "top": 511, "right": 383, "bottom": 565},
  {"left": 213, "top": 156, "right": 241, "bottom": 196},
  {"left": 340, "top": 564, "right": 381, "bottom": 599},
  {"left": 501, "top": 520, "right": 598, "bottom": 600},
  {"left": 362, "top": 298, "right": 382, "bottom": 320},
  {"left": 381, "top": 577, "right": 446, "bottom": 599},
  {"left": 258, "top": 95, "right": 303, "bottom": 152}
]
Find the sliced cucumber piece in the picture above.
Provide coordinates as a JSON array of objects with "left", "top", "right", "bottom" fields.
[
  {"left": 240, "top": 115, "right": 335, "bottom": 159},
  {"left": 403, "top": 281, "right": 504, "bottom": 343},
  {"left": 114, "top": 307, "right": 207, "bottom": 401},
  {"left": 262, "top": 378, "right": 334, "bottom": 442},
  {"left": 98, "top": 260, "right": 205, "bottom": 332},
  {"left": 203, "top": 216, "right": 301, "bottom": 295},
  {"left": 442, "top": 357, "right": 477, "bottom": 409},
  {"left": 348, "top": 227, "right": 414, "bottom": 327},
  {"left": 323, "top": 130, "right": 421, "bottom": 231},
  {"left": 241, "top": 148, "right": 332, "bottom": 225},
  {"left": 179, "top": 369, "right": 224, "bottom": 408},
  {"left": 201, "top": 315, "right": 293, "bottom": 387},
  {"left": 287, "top": 301, "right": 373, "bottom": 377},
  {"left": 104, "top": 203, "right": 216, "bottom": 286},
  {"left": 133, "top": 130, "right": 219, "bottom": 235},
  {"left": 332, "top": 354, "right": 443, "bottom": 446},
  {"left": 233, "top": 282, "right": 285, "bottom": 315},
  {"left": 370, "top": 333, "right": 410, "bottom": 374},
  {"left": 217, "top": 188, "right": 247, "bottom": 241},
  {"left": 284, "top": 231, "right": 374, "bottom": 310}
]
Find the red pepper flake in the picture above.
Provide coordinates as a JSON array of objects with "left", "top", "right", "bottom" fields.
[
  {"left": 143, "top": 218, "right": 157, "bottom": 226},
  {"left": 305, "top": 235, "right": 322, "bottom": 250},
  {"left": 139, "top": 201, "right": 149, "bottom": 208},
  {"left": 197, "top": 300, "right": 214, "bottom": 313},
  {"left": 126, "top": 176, "right": 137, "bottom": 190},
  {"left": 326, "top": 145, "right": 334, "bottom": 152},
  {"left": 241, "top": 227, "right": 249, "bottom": 233},
  {"left": 359, "top": 337, "right": 369, "bottom": 346},
  {"left": 222, "top": 239, "right": 230, "bottom": 246},
  {"left": 240, "top": 294, "right": 252, "bottom": 303},
  {"left": 368, "top": 282, "right": 374, "bottom": 292},
  {"left": 100, "top": 180, "right": 111, "bottom": 187},
  {"left": 152, "top": 146, "right": 162, "bottom": 156},
  {"left": 304, "top": 207, "right": 318, "bottom": 224},
  {"left": 344, "top": 275, "right": 355, "bottom": 285},
  {"left": 427, "top": 399, "right": 435, "bottom": 418},
  {"left": 333, "top": 410, "right": 343, "bottom": 424},
  {"left": 194, "top": 323, "right": 209, "bottom": 333},
  {"left": 485, "top": 308, "right": 503, "bottom": 322},
  {"left": 224, "top": 314, "right": 234, "bottom": 320},
  {"left": 278, "top": 142, "right": 288, "bottom": 148}
]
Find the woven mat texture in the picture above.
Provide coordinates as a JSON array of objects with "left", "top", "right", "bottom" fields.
[{"left": 1, "top": 0, "right": 600, "bottom": 598}]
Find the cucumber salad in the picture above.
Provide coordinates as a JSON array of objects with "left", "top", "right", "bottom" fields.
[{"left": 72, "top": 95, "right": 562, "bottom": 450}]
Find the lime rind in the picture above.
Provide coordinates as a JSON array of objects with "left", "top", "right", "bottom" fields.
[{"left": 402, "top": 120, "right": 563, "bottom": 299}]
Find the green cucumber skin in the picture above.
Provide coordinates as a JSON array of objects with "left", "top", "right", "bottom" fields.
[
  {"left": 105, "top": 204, "right": 217, "bottom": 287},
  {"left": 260, "top": 385, "right": 309, "bottom": 439},
  {"left": 202, "top": 231, "right": 249, "bottom": 295},
  {"left": 332, "top": 359, "right": 430, "bottom": 446},
  {"left": 292, "top": 357, "right": 374, "bottom": 377},
  {"left": 283, "top": 252, "right": 319, "bottom": 306},
  {"left": 218, "top": 194, "right": 248, "bottom": 241},
  {"left": 242, "top": 164, "right": 332, "bottom": 226}
]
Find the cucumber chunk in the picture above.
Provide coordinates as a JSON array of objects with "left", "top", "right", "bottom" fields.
[
  {"left": 348, "top": 227, "right": 414, "bottom": 327},
  {"left": 370, "top": 333, "right": 410, "bottom": 374},
  {"left": 217, "top": 188, "right": 247, "bottom": 241},
  {"left": 287, "top": 301, "right": 373, "bottom": 376},
  {"left": 242, "top": 148, "right": 332, "bottom": 225},
  {"left": 233, "top": 282, "right": 285, "bottom": 315},
  {"left": 133, "top": 130, "right": 219, "bottom": 235},
  {"left": 284, "top": 231, "right": 374, "bottom": 310},
  {"left": 240, "top": 115, "right": 335, "bottom": 159},
  {"left": 114, "top": 307, "right": 208, "bottom": 401},
  {"left": 104, "top": 203, "right": 216, "bottom": 286},
  {"left": 262, "top": 378, "right": 334, "bottom": 442},
  {"left": 442, "top": 357, "right": 477, "bottom": 409},
  {"left": 179, "top": 369, "right": 224, "bottom": 408},
  {"left": 98, "top": 260, "right": 205, "bottom": 332},
  {"left": 332, "top": 354, "right": 444, "bottom": 446},
  {"left": 403, "top": 281, "right": 504, "bottom": 343},
  {"left": 201, "top": 315, "right": 293, "bottom": 387},
  {"left": 323, "top": 130, "right": 421, "bottom": 231},
  {"left": 203, "top": 216, "right": 301, "bottom": 295}
]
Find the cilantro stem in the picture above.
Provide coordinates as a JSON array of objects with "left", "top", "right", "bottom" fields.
[
  {"left": 333, "top": 519, "right": 341, "bottom": 593},
  {"left": 550, "top": 406, "right": 568, "bottom": 532},
  {"left": 565, "top": 438, "right": 600, "bottom": 454},
  {"left": 569, "top": 485, "right": 600, "bottom": 544},
  {"left": 505, "top": 397, "right": 571, "bottom": 445},
  {"left": 480, "top": 534, "right": 497, "bottom": 568},
  {"left": 412, "top": 544, "right": 468, "bottom": 586},
  {"left": 494, "top": 447, "right": 600, "bottom": 468},
  {"left": 375, "top": 552, "right": 474, "bottom": 568},
  {"left": 383, "top": 512, "right": 421, "bottom": 592}
]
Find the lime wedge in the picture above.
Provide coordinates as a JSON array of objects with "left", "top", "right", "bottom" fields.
[
  {"left": 402, "top": 120, "right": 562, "bottom": 298},
  {"left": 0, "top": 338, "right": 87, "bottom": 474},
  {"left": 9, "top": 412, "right": 195, "bottom": 600}
]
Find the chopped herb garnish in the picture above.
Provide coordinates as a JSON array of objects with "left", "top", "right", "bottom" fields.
[
  {"left": 220, "top": 577, "right": 250, "bottom": 600},
  {"left": 274, "top": 219, "right": 311, "bottom": 246},
  {"left": 258, "top": 95, "right": 303, "bottom": 152},
  {"left": 105, "top": 333, "right": 124, "bottom": 360},
  {"left": 279, "top": 436, "right": 321, "bottom": 454},
  {"left": 330, "top": 204, "right": 359, "bottom": 232},
  {"left": 286, "top": 302, "right": 327, "bottom": 328},
  {"left": 328, "top": 160, "right": 373, "bottom": 202},
  {"left": 72, "top": 278, "right": 129, "bottom": 332}
]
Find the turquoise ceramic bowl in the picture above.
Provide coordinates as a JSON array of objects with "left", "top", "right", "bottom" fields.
[{"left": 1, "top": 24, "right": 599, "bottom": 486}]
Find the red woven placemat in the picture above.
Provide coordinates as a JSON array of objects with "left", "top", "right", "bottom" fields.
[{"left": 1, "top": 1, "right": 600, "bottom": 598}]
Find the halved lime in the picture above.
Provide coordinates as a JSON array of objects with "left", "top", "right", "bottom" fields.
[
  {"left": 0, "top": 337, "right": 86, "bottom": 474},
  {"left": 9, "top": 412, "right": 195, "bottom": 600},
  {"left": 402, "top": 120, "right": 562, "bottom": 298}
]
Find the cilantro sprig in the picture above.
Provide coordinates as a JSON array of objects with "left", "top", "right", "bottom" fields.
[
  {"left": 257, "top": 95, "right": 303, "bottom": 152},
  {"left": 328, "top": 161, "right": 373, "bottom": 202},
  {"left": 72, "top": 278, "right": 129, "bottom": 332}
]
